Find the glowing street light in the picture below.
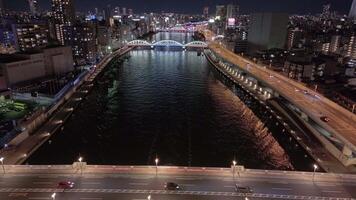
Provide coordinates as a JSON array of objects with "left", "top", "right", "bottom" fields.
[
  {"left": 51, "top": 193, "right": 56, "bottom": 199},
  {"left": 0, "top": 157, "right": 5, "bottom": 174},
  {"left": 147, "top": 195, "right": 151, "bottom": 200},
  {"left": 155, "top": 157, "right": 159, "bottom": 176},
  {"left": 232, "top": 160, "right": 237, "bottom": 181},
  {"left": 78, "top": 157, "right": 83, "bottom": 175},
  {"left": 313, "top": 164, "right": 318, "bottom": 182}
]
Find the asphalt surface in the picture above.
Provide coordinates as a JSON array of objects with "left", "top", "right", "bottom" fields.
[{"left": 0, "top": 169, "right": 355, "bottom": 200}]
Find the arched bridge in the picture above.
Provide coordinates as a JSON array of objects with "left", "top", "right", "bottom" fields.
[{"left": 127, "top": 40, "right": 208, "bottom": 48}]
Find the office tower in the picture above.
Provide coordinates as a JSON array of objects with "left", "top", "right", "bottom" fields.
[
  {"left": 12, "top": 23, "right": 49, "bottom": 51},
  {"left": 226, "top": 3, "right": 239, "bottom": 19},
  {"left": 247, "top": 13, "right": 288, "bottom": 53},
  {"left": 346, "top": 34, "right": 356, "bottom": 59},
  {"left": 0, "top": 0, "right": 4, "bottom": 12},
  {"left": 28, "top": 0, "right": 40, "bottom": 15},
  {"left": 215, "top": 5, "right": 226, "bottom": 19},
  {"left": 52, "top": 0, "right": 76, "bottom": 45},
  {"left": 349, "top": 0, "right": 356, "bottom": 18},
  {"left": 122, "top": 7, "right": 127, "bottom": 16},
  {"left": 203, "top": 7, "right": 209, "bottom": 19}
]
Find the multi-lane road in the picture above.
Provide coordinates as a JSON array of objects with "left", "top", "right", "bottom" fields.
[
  {"left": 0, "top": 165, "right": 355, "bottom": 200},
  {"left": 207, "top": 41, "right": 356, "bottom": 155}
]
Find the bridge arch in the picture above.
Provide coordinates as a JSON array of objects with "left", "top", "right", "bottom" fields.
[
  {"left": 184, "top": 41, "right": 208, "bottom": 48},
  {"left": 153, "top": 40, "right": 184, "bottom": 47},
  {"left": 127, "top": 40, "right": 151, "bottom": 46}
]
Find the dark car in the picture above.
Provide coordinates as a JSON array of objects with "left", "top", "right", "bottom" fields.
[
  {"left": 57, "top": 181, "right": 75, "bottom": 189},
  {"left": 235, "top": 184, "right": 253, "bottom": 193},
  {"left": 320, "top": 116, "right": 330, "bottom": 122},
  {"left": 165, "top": 182, "right": 180, "bottom": 190}
]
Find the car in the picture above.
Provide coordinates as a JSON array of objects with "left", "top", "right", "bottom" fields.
[
  {"left": 57, "top": 181, "right": 75, "bottom": 189},
  {"left": 165, "top": 182, "right": 180, "bottom": 190},
  {"left": 320, "top": 116, "right": 330, "bottom": 122},
  {"left": 235, "top": 184, "right": 253, "bottom": 193}
]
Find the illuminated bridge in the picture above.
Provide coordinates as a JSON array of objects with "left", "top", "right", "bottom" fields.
[{"left": 127, "top": 40, "right": 208, "bottom": 49}]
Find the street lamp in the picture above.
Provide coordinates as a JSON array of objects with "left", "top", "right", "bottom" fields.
[
  {"left": 232, "top": 160, "right": 237, "bottom": 181},
  {"left": 155, "top": 157, "right": 159, "bottom": 176},
  {"left": 352, "top": 104, "right": 355, "bottom": 113},
  {"left": 0, "top": 157, "right": 4, "bottom": 174},
  {"left": 51, "top": 193, "right": 56, "bottom": 199},
  {"left": 147, "top": 195, "right": 151, "bottom": 200},
  {"left": 313, "top": 164, "right": 318, "bottom": 182},
  {"left": 78, "top": 157, "right": 83, "bottom": 175}
]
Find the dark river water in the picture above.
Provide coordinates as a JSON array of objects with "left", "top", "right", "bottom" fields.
[{"left": 27, "top": 33, "right": 313, "bottom": 170}]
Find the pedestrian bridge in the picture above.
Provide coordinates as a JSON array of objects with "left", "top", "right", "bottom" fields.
[{"left": 127, "top": 40, "right": 208, "bottom": 48}]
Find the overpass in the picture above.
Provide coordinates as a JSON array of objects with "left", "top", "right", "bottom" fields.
[
  {"left": 0, "top": 165, "right": 355, "bottom": 200},
  {"left": 202, "top": 30, "right": 356, "bottom": 168},
  {"left": 127, "top": 40, "right": 208, "bottom": 49}
]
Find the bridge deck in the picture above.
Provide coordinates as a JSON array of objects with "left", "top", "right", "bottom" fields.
[{"left": 209, "top": 43, "right": 356, "bottom": 151}]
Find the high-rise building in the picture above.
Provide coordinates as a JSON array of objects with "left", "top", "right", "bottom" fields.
[
  {"left": 287, "top": 28, "right": 303, "bottom": 50},
  {"left": 226, "top": 4, "right": 239, "bottom": 19},
  {"left": 346, "top": 34, "right": 356, "bottom": 59},
  {"left": 247, "top": 13, "right": 288, "bottom": 53},
  {"left": 63, "top": 23, "right": 96, "bottom": 64},
  {"left": 122, "top": 7, "right": 127, "bottom": 16},
  {"left": 349, "top": 0, "right": 356, "bottom": 18},
  {"left": 0, "top": 0, "right": 4, "bottom": 12},
  {"left": 28, "top": 0, "right": 40, "bottom": 15},
  {"left": 330, "top": 35, "right": 341, "bottom": 53},
  {"left": 215, "top": 5, "right": 226, "bottom": 19},
  {"left": 203, "top": 7, "right": 209, "bottom": 19},
  {"left": 321, "top": 3, "right": 331, "bottom": 18},
  {"left": 52, "top": 0, "right": 76, "bottom": 45},
  {"left": 12, "top": 23, "right": 49, "bottom": 52}
]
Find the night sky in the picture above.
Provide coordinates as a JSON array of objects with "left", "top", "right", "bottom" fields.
[{"left": 5, "top": 0, "right": 354, "bottom": 15}]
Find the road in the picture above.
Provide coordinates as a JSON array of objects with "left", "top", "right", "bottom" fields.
[
  {"left": 0, "top": 165, "right": 355, "bottom": 200},
  {"left": 207, "top": 41, "right": 356, "bottom": 154}
]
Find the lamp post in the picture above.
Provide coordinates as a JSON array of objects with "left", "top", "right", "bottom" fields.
[
  {"left": 147, "top": 195, "right": 151, "bottom": 200},
  {"left": 0, "top": 157, "right": 4, "bottom": 174},
  {"left": 232, "top": 160, "right": 237, "bottom": 181},
  {"left": 352, "top": 104, "right": 355, "bottom": 113},
  {"left": 78, "top": 157, "right": 83, "bottom": 175},
  {"left": 51, "top": 193, "right": 56, "bottom": 199},
  {"left": 313, "top": 164, "right": 318, "bottom": 182},
  {"left": 155, "top": 157, "right": 159, "bottom": 176}
]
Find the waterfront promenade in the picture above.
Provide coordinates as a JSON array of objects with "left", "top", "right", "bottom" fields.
[{"left": 0, "top": 46, "right": 132, "bottom": 165}]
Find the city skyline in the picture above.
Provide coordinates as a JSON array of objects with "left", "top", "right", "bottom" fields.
[{"left": 3, "top": 0, "right": 354, "bottom": 14}]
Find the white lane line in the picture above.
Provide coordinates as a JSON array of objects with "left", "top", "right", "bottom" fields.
[
  {"left": 82, "top": 182, "right": 101, "bottom": 185},
  {"left": 269, "top": 181, "right": 289, "bottom": 185},
  {"left": 322, "top": 190, "right": 342, "bottom": 193},
  {"left": 271, "top": 187, "right": 292, "bottom": 191},
  {"left": 175, "top": 178, "right": 197, "bottom": 180},
  {"left": 223, "top": 186, "right": 235, "bottom": 188},
  {"left": 181, "top": 184, "right": 196, "bottom": 187},
  {"left": 317, "top": 183, "right": 338, "bottom": 187},
  {"left": 32, "top": 182, "right": 54, "bottom": 185},
  {"left": 129, "top": 183, "right": 149, "bottom": 186},
  {"left": 28, "top": 198, "right": 51, "bottom": 200}
]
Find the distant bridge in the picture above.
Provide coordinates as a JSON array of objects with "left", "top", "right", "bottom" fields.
[{"left": 127, "top": 40, "right": 208, "bottom": 49}]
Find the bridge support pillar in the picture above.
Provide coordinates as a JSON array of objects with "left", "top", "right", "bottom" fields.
[{"left": 343, "top": 145, "right": 353, "bottom": 157}]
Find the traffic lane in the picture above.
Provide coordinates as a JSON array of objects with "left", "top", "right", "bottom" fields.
[
  {"left": 1, "top": 192, "right": 256, "bottom": 200},
  {"left": 0, "top": 175, "right": 354, "bottom": 198},
  {"left": 211, "top": 45, "right": 356, "bottom": 146}
]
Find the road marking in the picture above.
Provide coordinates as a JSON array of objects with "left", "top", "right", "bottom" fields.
[
  {"left": 181, "top": 184, "right": 196, "bottom": 187},
  {"left": 82, "top": 182, "right": 101, "bottom": 185},
  {"left": 175, "top": 177, "right": 197, "bottom": 180},
  {"left": 129, "top": 183, "right": 148, "bottom": 186},
  {"left": 272, "top": 187, "right": 292, "bottom": 191},
  {"left": 80, "top": 198, "right": 103, "bottom": 200},
  {"left": 269, "top": 181, "right": 289, "bottom": 185},
  {"left": 322, "top": 190, "right": 342, "bottom": 193},
  {"left": 224, "top": 186, "right": 235, "bottom": 188},
  {"left": 316, "top": 183, "right": 338, "bottom": 187},
  {"left": 32, "top": 182, "right": 54, "bottom": 185},
  {"left": 28, "top": 198, "right": 51, "bottom": 200}
]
